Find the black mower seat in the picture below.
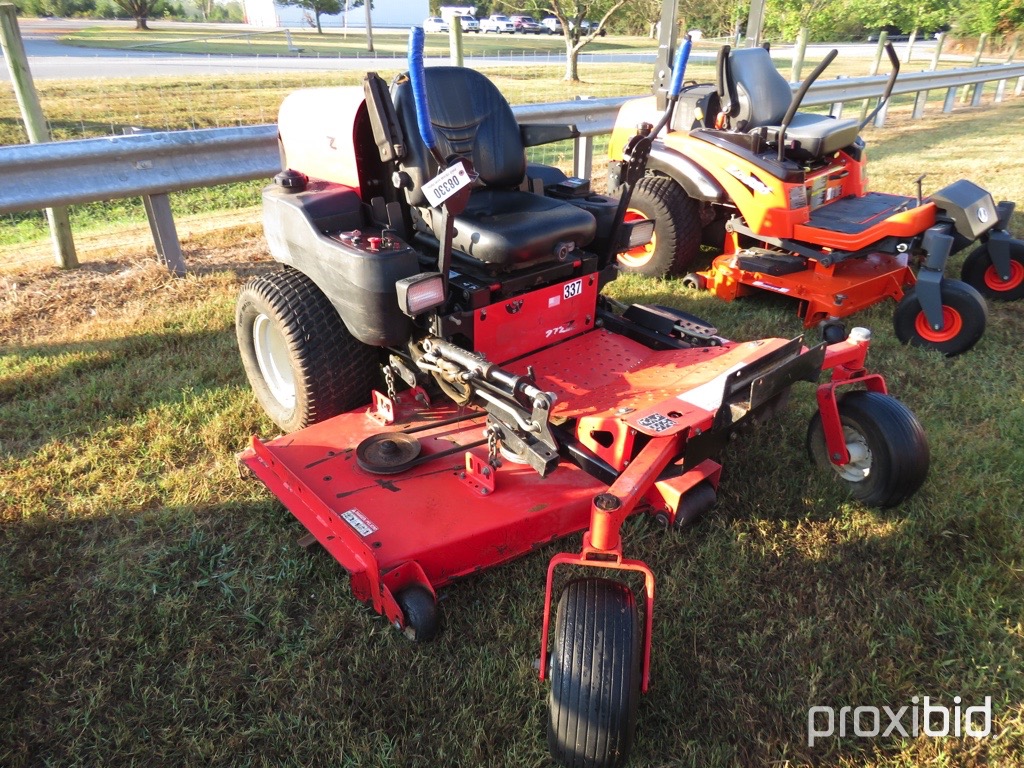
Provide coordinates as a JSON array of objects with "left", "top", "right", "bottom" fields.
[
  {"left": 449, "top": 188, "right": 596, "bottom": 266},
  {"left": 392, "top": 66, "right": 596, "bottom": 268},
  {"left": 725, "top": 47, "right": 860, "bottom": 159}
]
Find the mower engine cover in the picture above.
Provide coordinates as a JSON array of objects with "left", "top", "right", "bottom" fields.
[{"left": 277, "top": 87, "right": 368, "bottom": 192}]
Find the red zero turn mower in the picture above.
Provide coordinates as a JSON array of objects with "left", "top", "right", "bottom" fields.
[
  {"left": 236, "top": 30, "right": 930, "bottom": 768},
  {"left": 608, "top": 37, "right": 1024, "bottom": 356}
]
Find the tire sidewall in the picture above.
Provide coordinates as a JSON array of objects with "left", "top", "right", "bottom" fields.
[
  {"left": 236, "top": 290, "right": 307, "bottom": 433},
  {"left": 617, "top": 175, "right": 701, "bottom": 278},
  {"left": 807, "top": 391, "right": 929, "bottom": 508},
  {"left": 961, "top": 242, "right": 1024, "bottom": 301},
  {"left": 893, "top": 280, "right": 987, "bottom": 356}
]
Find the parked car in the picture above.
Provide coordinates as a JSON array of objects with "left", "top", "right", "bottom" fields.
[
  {"left": 509, "top": 14, "right": 543, "bottom": 34},
  {"left": 572, "top": 19, "right": 607, "bottom": 36},
  {"left": 540, "top": 16, "right": 562, "bottom": 34},
  {"left": 481, "top": 14, "right": 517, "bottom": 33},
  {"left": 459, "top": 15, "right": 480, "bottom": 33},
  {"left": 423, "top": 17, "right": 449, "bottom": 33}
]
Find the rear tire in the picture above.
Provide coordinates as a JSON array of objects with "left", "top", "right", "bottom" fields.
[
  {"left": 618, "top": 175, "right": 702, "bottom": 278},
  {"left": 960, "top": 241, "right": 1024, "bottom": 301},
  {"left": 236, "top": 269, "right": 378, "bottom": 432},
  {"left": 807, "top": 391, "right": 929, "bottom": 508},
  {"left": 893, "top": 280, "right": 987, "bottom": 356},
  {"left": 548, "top": 579, "right": 641, "bottom": 768}
]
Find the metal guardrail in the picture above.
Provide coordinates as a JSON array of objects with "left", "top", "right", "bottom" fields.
[{"left": 2, "top": 60, "right": 1023, "bottom": 272}]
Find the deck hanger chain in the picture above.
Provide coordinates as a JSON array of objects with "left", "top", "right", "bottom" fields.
[
  {"left": 383, "top": 363, "right": 397, "bottom": 400},
  {"left": 487, "top": 424, "right": 502, "bottom": 468}
]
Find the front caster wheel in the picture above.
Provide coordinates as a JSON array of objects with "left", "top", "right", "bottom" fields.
[
  {"left": 548, "top": 579, "right": 641, "bottom": 768},
  {"left": 961, "top": 241, "right": 1024, "bottom": 300},
  {"left": 807, "top": 391, "right": 930, "bottom": 508},
  {"left": 396, "top": 585, "right": 439, "bottom": 643},
  {"left": 681, "top": 272, "right": 706, "bottom": 291},
  {"left": 893, "top": 279, "right": 987, "bottom": 356}
]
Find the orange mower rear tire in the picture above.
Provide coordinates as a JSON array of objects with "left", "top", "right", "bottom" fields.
[{"left": 617, "top": 175, "right": 701, "bottom": 278}]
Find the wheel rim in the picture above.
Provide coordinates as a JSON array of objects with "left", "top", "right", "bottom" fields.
[
  {"left": 253, "top": 313, "right": 296, "bottom": 409},
  {"left": 833, "top": 426, "right": 872, "bottom": 483},
  {"left": 983, "top": 260, "right": 1024, "bottom": 292},
  {"left": 914, "top": 306, "right": 963, "bottom": 343},
  {"left": 618, "top": 208, "right": 656, "bottom": 267}
]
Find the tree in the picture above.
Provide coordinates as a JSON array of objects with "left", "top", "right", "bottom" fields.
[
  {"left": 954, "top": 0, "right": 1024, "bottom": 37},
  {"left": 112, "top": 0, "right": 163, "bottom": 29},
  {"left": 521, "top": 0, "right": 631, "bottom": 81},
  {"left": 764, "top": 0, "right": 843, "bottom": 41},
  {"left": 849, "top": 0, "right": 949, "bottom": 59},
  {"left": 281, "top": 0, "right": 341, "bottom": 33}
]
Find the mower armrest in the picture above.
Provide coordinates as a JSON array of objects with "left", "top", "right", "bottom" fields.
[{"left": 520, "top": 123, "right": 580, "bottom": 147}]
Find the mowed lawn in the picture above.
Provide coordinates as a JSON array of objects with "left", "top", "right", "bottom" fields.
[{"left": 1, "top": 69, "right": 1024, "bottom": 766}]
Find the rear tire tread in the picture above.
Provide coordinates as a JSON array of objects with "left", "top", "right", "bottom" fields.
[
  {"left": 237, "top": 268, "right": 378, "bottom": 431},
  {"left": 619, "top": 175, "right": 702, "bottom": 278}
]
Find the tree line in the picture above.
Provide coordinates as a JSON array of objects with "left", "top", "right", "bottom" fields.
[{"left": 438, "top": 0, "right": 1023, "bottom": 42}]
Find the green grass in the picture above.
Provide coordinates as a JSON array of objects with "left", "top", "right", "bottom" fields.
[
  {"left": 2, "top": 75, "right": 1024, "bottom": 767},
  {"left": 60, "top": 26, "right": 662, "bottom": 58}
]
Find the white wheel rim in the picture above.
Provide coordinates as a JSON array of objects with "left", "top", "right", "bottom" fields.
[
  {"left": 253, "top": 313, "right": 295, "bottom": 410},
  {"left": 834, "top": 426, "right": 872, "bottom": 483}
]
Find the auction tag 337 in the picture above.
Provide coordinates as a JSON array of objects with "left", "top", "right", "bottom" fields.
[{"left": 423, "top": 163, "right": 472, "bottom": 207}]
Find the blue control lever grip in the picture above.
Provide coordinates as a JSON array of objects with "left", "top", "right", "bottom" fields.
[
  {"left": 407, "top": 27, "right": 438, "bottom": 152},
  {"left": 668, "top": 35, "right": 692, "bottom": 99}
]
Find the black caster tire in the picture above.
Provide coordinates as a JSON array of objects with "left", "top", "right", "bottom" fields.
[
  {"left": 681, "top": 272, "right": 707, "bottom": 291},
  {"left": 807, "top": 391, "right": 930, "bottom": 508},
  {"left": 618, "top": 175, "right": 702, "bottom": 278},
  {"left": 548, "top": 579, "right": 641, "bottom": 768},
  {"left": 396, "top": 585, "right": 439, "bottom": 643},
  {"left": 236, "top": 269, "right": 378, "bottom": 432},
  {"left": 820, "top": 320, "right": 848, "bottom": 345},
  {"left": 893, "top": 279, "right": 987, "bottom": 356},
  {"left": 960, "top": 241, "right": 1024, "bottom": 301}
]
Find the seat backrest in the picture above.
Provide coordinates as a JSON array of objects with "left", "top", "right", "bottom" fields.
[
  {"left": 392, "top": 67, "right": 527, "bottom": 207},
  {"left": 727, "top": 47, "right": 793, "bottom": 129}
]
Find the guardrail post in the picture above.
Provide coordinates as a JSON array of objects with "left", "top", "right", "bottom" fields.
[
  {"left": 124, "top": 127, "right": 187, "bottom": 275},
  {"left": 142, "top": 193, "right": 186, "bottom": 277},
  {"left": 962, "top": 33, "right": 987, "bottom": 103},
  {"left": 573, "top": 96, "right": 594, "bottom": 181},
  {"left": 791, "top": 28, "right": 807, "bottom": 83},
  {"left": 913, "top": 32, "right": 945, "bottom": 119},
  {"left": 449, "top": 17, "right": 464, "bottom": 66},
  {"left": 0, "top": 4, "right": 78, "bottom": 269},
  {"left": 996, "top": 37, "right": 1018, "bottom": 102},
  {"left": 873, "top": 97, "right": 889, "bottom": 127}
]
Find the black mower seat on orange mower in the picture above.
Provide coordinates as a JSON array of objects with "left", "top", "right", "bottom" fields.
[
  {"left": 392, "top": 66, "right": 597, "bottom": 268},
  {"left": 721, "top": 46, "right": 860, "bottom": 160}
]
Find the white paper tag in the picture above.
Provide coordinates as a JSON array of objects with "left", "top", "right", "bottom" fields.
[{"left": 422, "top": 163, "right": 472, "bottom": 208}]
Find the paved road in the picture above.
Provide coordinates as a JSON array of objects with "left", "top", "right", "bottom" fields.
[{"left": 2, "top": 19, "right": 940, "bottom": 81}]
